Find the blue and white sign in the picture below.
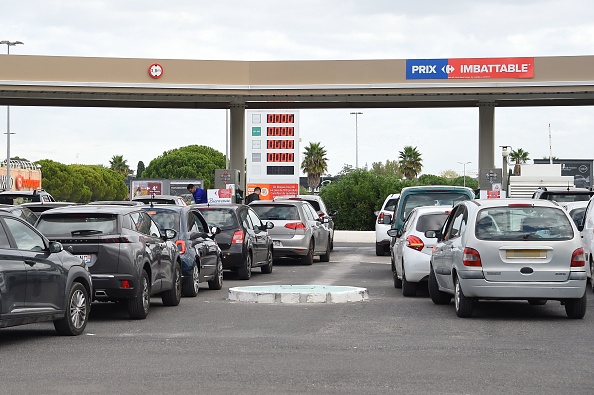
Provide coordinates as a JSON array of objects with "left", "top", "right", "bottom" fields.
[{"left": 406, "top": 59, "right": 449, "bottom": 80}]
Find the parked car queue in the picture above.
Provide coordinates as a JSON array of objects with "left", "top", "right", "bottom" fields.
[{"left": 0, "top": 193, "right": 334, "bottom": 336}]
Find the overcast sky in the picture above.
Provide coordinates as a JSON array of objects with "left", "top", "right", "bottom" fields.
[{"left": 1, "top": 0, "right": 594, "bottom": 177}]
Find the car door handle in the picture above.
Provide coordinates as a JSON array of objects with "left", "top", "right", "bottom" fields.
[{"left": 25, "top": 260, "right": 36, "bottom": 266}]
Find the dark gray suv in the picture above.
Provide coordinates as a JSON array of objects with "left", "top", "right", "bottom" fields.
[
  {"left": 0, "top": 211, "right": 92, "bottom": 335},
  {"left": 36, "top": 204, "right": 182, "bottom": 319}
]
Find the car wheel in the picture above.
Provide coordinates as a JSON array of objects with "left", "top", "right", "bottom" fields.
[
  {"left": 393, "top": 266, "right": 402, "bottom": 289},
  {"left": 319, "top": 237, "right": 331, "bottom": 262},
  {"left": 208, "top": 256, "right": 224, "bottom": 290},
  {"left": 565, "top": 292, "right": 587, "bottom": 319},
  {"left": 375, "top": 243, "right": 385, "bottom": 256},
  {"left": 528, "top": 299, "right": 547, "bottom": 306},
  {"left": 454, "top": 276, "right": 474, "bottom": 318},
  {"left": 302, "top": 240, "right": 314, "bottom": 265},
  {"left": 428, "top": 266, "right": 451, "bottom": 305},
  {"left": 128, "top": 269, "right": 151, "bottom": 319},
  {"left": 54, "top": 282, "right": 89, "bottom": 336},
  {"left": 162, "top": 264, "right": 182, "bottom": 306},
  {"left": 238, "top": 252, "right": 252, "bottom": 280},
  {"left": 261, "top": 249, "right": 273, "bottom": 274},
  {"left": 330, "top": 235, "right": 334, "bottom": 251},
  {"left": 401, "top": 265, "right": 417, "bottom": 297},
  {"left": 182, "top": 264, "right": 200, "bottom": 297}
]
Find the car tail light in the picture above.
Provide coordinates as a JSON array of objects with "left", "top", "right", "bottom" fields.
[
  {"left": 232, "top": 230, "right": 244, "bottom": 244},
  {"left": 405, "top": 235, "right": 424, "bottom": 251},
  {"left": 121, "top": 280, "right": 131, "bottom": 289},
  {"left": 285, "top": 222, "right": 306, "bottom": 230},
  {"left": 508, "top": 203, "right": 534, "bottom": 207},
  {"left": 463, "top": 247, "right": 482, "bottom": 267},
  {"left": 99, "top": 236, "right": 131, "bottom": 243},
  {"left": 571, "top": 247, "right": 586, "bottom": 267},
  {"left": 377, "top": 213, "right": 385, "bottom": 224},
  {"left": 175, "top": 240, "right": 186, "bottom": 254}
]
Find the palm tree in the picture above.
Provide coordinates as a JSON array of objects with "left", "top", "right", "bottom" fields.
[
  {"left": 301, "top": 142, "right": 328, "bottom": 191},
  {"left": 110, "top": 155, "right": 131, "bottom": 177},
  {"left": 398, "top": 146, "right": 423, "bottom": 180},
  {"left": 509, "top": 148, "right": 530, "bottom": 176}
]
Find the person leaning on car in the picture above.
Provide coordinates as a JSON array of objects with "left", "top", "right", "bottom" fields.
[
  {"left": 245, "top": 186, "right": 261, "bottom": 204},
  {"left": 187, "top": 183, "right": 207, "bottom": 204}
]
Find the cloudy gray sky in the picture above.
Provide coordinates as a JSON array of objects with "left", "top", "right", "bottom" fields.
[{"left": 1, "top": 0, "right": 594, "bottom": 177}]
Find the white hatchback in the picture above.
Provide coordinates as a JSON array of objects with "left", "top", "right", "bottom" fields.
[
  {"left": 430, "top": 199, "right": 587, "bottom": 318},
  {"left": 388, "top": 206, "right": 451, "bottom": 296},
  {"left": 374, "top": 194, "right": 400, "bottom": 256}
]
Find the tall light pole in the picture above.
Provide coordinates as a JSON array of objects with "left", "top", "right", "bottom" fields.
[
  {"left": 500, "top": 145, "right": 512, "bottom": 197},
  {"left": 458, "top": 161, "right": 471, "bottom": 188},
  {"left": 350, "top": 111, "right": 363, "bottom": 168},
  {"left": 0, "top": 40, "right": 24, "bottom": 190}
]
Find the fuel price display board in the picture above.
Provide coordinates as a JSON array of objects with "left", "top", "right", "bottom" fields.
[{"left": 246, "top": 110, "right": 299, "bottom": 200}]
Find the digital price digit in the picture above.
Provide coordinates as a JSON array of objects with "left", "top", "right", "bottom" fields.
[
  {"left": 267, "top": 166, "right": 295, "bottom": 175},
  {"left": 266, "top": 127, "right": 295, "bottom": 136},
  {"left": 266, "top": 140, "right": 294, "bottom": 149},
  {"left": 267, "top": 113, "right": 295, "bottom": 124},
  {"left": 267, "top": 153, "right": 295, "bottom": 162}
]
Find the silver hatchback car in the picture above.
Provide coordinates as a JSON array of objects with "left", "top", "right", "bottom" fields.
[
  {"left": 429, "top": 199, "right": 587, "bottom": 318},
  {"left": 250, "top": 200, "right": 331, "bottom": 264}
]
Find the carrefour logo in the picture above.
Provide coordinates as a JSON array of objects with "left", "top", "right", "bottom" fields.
[{"left": 406, "top": 57, "right": 534, "bottom": 80}]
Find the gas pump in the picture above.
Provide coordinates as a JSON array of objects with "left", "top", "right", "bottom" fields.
[{"left": 214, "top": 169, "right": 242, "bottom": 203}]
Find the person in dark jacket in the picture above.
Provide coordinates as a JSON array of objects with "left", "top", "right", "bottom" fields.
[
  {"left": 187, "top": 183, "right": 207, "bottom": 204},
  {"left": 245, "top": 186, "right": 261, "bottom": 204}
]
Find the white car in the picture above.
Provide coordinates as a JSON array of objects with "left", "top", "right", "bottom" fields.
[
  {"left": 577, "top": 197, "right": 594, "bottom": 284},
  {"left": 560, "top": 201, "right": 588, "bottom": 227},
  {"left": 388, "top": 206, "right": 451, "bottom": 296},
  {"left": 430, "top": 199, "right": 587, "bottom": 318},
  {"left": 374, "top": 194, "right": 400, "bottom": 256}
]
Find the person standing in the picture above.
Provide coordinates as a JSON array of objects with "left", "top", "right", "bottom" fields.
[
  {"left": 187, "top": 183, "right": 207, "bottom": 204},
  {"left": 245, "top": 186, "right": 261, "bottom": 204}
]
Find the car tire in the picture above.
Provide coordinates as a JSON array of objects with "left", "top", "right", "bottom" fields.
[
  {"left": 528, "top": 299, "right": 547, "bottom": 306},
  {"left": 261, "top": 249, "right": 273, "bottom": 274},
  {"left": 565, "top": 292, "right": 587, "bottom": 319},
  {"left": 330, "top": 235, "right": 334, "bottom": 251},
  {"left": 319, "top": 237, "right": 331, "bottom": 262},
  {"left": 208, "top": 256, "right": 224, "bottom": 290},
  {"left": 393, "top": 268, "right": 402, "bottom": 289},
  {"left": 401, "top": 265, "right": 417, "bottom": 297},
  {"left": 182, "top": 264, "right": 200, "bottom": 297},
  {"left": 302, "top": 240, "right": 314, "bottom": 265},
  {"left": 54, "top": 282, "right": 89, "bottom": 336},
  {"left": 428, "top": 266, "right": 451, "bottom": 305},
  {"left": 375, "top": 243, "right": 385, "bottom": 256},
  {"left": 128, "top": 269, "right": 151, "bottom": 319},
  {"left": 162, "top": 264, "right": 182, "bottom": 306},
  {"left": 454, "top": 276, "right": 474, "bottom": 318},
  {"left": 238, "top": 252, "right": 252, "bottom": 280}
]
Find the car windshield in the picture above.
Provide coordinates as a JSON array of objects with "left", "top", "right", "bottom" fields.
[
  {"left": 198, "top": 208, "right": 238, "bottom": 230},
  {"left": 36, "top": 213, "right": 118, "bottom": 237},
  {"left": 401, "top": 193, "right": 470, "bottom": 220},
  {"left": 545, "top": 193, "right": 592, "bottom": 202},
  {"left": 416, "top": 213, "right": 449, "bottom": 232},
  {"left": 475, "top": 206, "right": 574, "bottom": 241},
  {"left": 251, "top": 204, "right": 299, "bottom": 220},
  {"left": 145, "top": 210, "right": 180, "bottom": 231}
]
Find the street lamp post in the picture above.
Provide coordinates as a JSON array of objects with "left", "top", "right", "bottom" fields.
[
  {"left": 458, "top": 161, "right": 471, "bottom": 188},
  {"left": 349, "top": 112, "right": 363, "bottom": 168},
  {"left": 500, "top": 145, "right": 512, "bottom": 197},
  {"left": 0, "top": 40, "right": 24, "bottom": 190}
]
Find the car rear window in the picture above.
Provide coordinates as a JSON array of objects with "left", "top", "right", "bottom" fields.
[
  {"left": 383, "top": 198, "right": 399, "bottom": 212},
  {"left": 36, "top": 213, "right": 118, "bottom": 237},
  {"left": 251, "top": 204, "right": 300, "bottom": 220},
  {"left": 197, "top": 208, "right": 238, "bottom": 230},
  {"left": 401, "top": 193, "right": 470, "bottom": 220},
  {"left": 569, "top": 207, "right": 586, "bottom": 226},
  {"left": 145, "top": 210, "right": 180, "bottom": 231},
  {"left": 475, "top": 206, "right": 573, "bottom": 241},
  {"left": 416, "top": 213, "right": 448, "bottom": 232},
  {"left": 543, "top": 193, "right": 592, "bottom": 202}
]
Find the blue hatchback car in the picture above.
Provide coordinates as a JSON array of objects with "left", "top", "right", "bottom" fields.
[{"left": 142, "top": 205, "right": 222, "bottom": 297}]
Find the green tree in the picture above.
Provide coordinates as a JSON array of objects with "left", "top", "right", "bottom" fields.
[
  {"left": 69, "top": 164, "right": 128, "bottom": 202},
  {"left": 37, "top": 159, "right": 90, "bottom": 202},
  {"left": 398, "top": 146, "right": 423, "bottom": 180},
  {"left": 301, "top": 142, "right": 328, "bottom": 191},
  {"left": 440, "top": 169, "right": 458, "bottom": 179},
  {"left": 371, "top": 159, "right": 401, "bottom": 176},
  {"left": 136, "top": 161, "right": 146, "bottom": 178},
  {"left": 109, "top": 155, "right": 131, "bottom": 177},
  {"left": 142, "top": 145, "right": 225, "bottom": 189},
  {"left": 509, "top": 148, "right": 530, "bottom": 175}
]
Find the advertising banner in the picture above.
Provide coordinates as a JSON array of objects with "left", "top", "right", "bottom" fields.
[
  {"left": 247, "top": 183, "right": 298, "bottom": 201},
  {"left": 406, "top": 57, "right": 534, "bottom": 80},
  {"left": 206, "top": 184, "right": 235, "bottom": 204}
]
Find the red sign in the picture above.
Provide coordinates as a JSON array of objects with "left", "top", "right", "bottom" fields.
[
  {"left": 448, "top": 57, "right": 534, "bottom": 79},
  {"left": 247, "top": 183, "right": 299, "bottom": 201},
  {"left": 487, "top": 190, "right": 501, "bottom": 199}
]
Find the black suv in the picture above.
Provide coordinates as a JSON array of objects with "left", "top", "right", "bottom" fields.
[
  {"left": 0, "top": 189, "right": 55, "bottom": 204},
  {"left": 36, "top": 204, "right": 182, "bottom": 319},
  {"left": 531, "top": 187, "right": 594, "bottom": 202},
  {"left": 0, "top": 211, "right": 92, "bottom": 335}
]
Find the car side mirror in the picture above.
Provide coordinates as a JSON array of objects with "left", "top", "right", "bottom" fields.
[
  {"left": 322, "top": 217, "right": 329, "bottom": 224},
  {"left": 425, "top": 230, "right": 437, "bottom": 238},
  {"left": 211, "top": 226, "right": 221, "bottom": 235},
  {"left": 329, "top": 210, "right": 338, "bottom": 216},
  {"left": 265, "top": 221, "right": 274, "bottom": 230},
  {"left": 383, "top": 214, "right": 392, "bottom": 225},
  {"left": 387, "top": 229, "right": 398, "bottom": 238},
  {"left": 577, "top": 223, "right": 584, "bottom": 232},
  {"left": 162, "top": 229, "right": 177, "bottom": 240},
  {"left": 49, "top": 241, "right": 63, "bottom": 253}
]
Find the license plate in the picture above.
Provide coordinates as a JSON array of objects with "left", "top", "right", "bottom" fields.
[
  {"left": 506, "top": 249, "right": 546, "bottom": 259},
  {"left": 77, "top": 254, "right": 93, "bottom": 264},
  {"left": 273, "top": 240, "right": 282, "bottom": 247}
]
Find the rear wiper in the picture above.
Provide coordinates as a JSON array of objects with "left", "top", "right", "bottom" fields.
[{"left": 71, "top": 229, "right": 103, "bottom": 236}]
